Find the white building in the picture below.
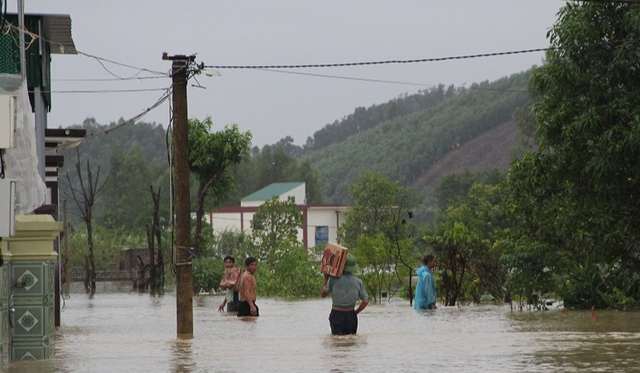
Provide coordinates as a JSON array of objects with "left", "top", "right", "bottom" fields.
[{"left": 208, "top": 182, "right": 349, "bottom": 249}]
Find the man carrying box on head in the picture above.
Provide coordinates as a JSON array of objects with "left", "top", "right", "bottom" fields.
[{"left": 321, "top": 254, "right": 369, "bottom": 335}]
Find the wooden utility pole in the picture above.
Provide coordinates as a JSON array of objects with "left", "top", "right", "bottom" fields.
[{"left": 163, "top": 53, "right": 195, "bottom": 338}]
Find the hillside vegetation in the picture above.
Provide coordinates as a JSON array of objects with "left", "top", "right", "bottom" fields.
[{"left": 303, "top": 71, "right": 533, "bottom": 206}]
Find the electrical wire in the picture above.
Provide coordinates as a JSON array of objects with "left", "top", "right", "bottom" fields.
[
  {"left": 34, "top": 87, "right": 169, "bottom": 94},
  {"left": 4, "top": 22, "right": 169, "bottom": 80},
  {"left": 257, "top": 68, "right": 435, "bottom": 87},
  {"left": 59, "top": 87, "right": 172, "bottom": 151},
  {"left": 53, "top": 76, "right": 167, "bottom": 82},
  {"left": 77, "top": 51, "right": 169, "bottom": 79},
  {"left": 204, "top": 46, "right": 557, "bottom": 70}
]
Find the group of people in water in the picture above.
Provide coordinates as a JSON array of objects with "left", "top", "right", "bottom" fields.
[
  {"left": 218, "top": 256, "right": 259, "bottom": 317},
  {"left": 217, "top": 253, "right": 437, "bottom": 334}
]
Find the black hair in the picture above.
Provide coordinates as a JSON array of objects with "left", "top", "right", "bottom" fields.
[
  {"left": 223, "top": 256, "right": 235, "bottom": 263},
  {"left": 423, "top": 254, "right": 434, "bottom": 266},
  {"left": 245, "top": 257, "right": 257, "bottom": 266}
]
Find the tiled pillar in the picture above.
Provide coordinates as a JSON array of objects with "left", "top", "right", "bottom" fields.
[
  {"left": 0, "top": 242, "right": 11, "bottom": 370},
  {"left": 5, "top": 215, "right": 61, "bottom": 361}
]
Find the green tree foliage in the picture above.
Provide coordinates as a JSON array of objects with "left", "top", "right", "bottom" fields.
[
  {"left": 250, "top": 196, "right": 321, "bottom": 297},
  {"left": 427, "top": 171, "right": 509, "bottom": 305},
  {"left": 498, "top": 238, "right": 566, "bottom": 309},
  {"left": 339, "top": 173, "right": 405, "bottom": 248},
  {"left": 68, "top": 225, "right": 147, "bottom": 270},
  {"left": 251, "top": 196, "right": 302, "bottom": 259},
  {"left": 339, "top": 172, "right": 418, "bottom": 302},
  {"left": 187, "top": 117, "right": 252, "bottom": 255},
  {"left": 352, "top": 233, "right": 393, "bottom": 303},
  {"left": 207, "top": 228, "right": 253, "bottom": 260},
  {"left": 191, "top": 257, "right": 224, "bottom": 294},
  {"left": 507, "top": 3, "right": 640, "bottom": 309},
  {"left": 101, "top": 144, "right": 151, "bottom": 230}
]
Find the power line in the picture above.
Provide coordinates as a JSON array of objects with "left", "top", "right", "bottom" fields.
[
  {"left": 77, "top": 50, "right": 169, "bottom": 78},
  {"left": 257, "top": 68, "right": 435, "bottom": 87},
  {"left": 59, "top": 88, "right": 173, "bottom": 151},
  {"left": 34, "top": 88, "right": 170, "bottom": 94},
  {"left": 53, "top": 76, "right": 167, "bottom": 82},
  {"left": 204, "top": 46, "right": 556, "bottom": 70}
]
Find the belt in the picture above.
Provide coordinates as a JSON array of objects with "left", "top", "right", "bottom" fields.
[{"left": 332, "top": 306, "right": 355, "bottom": 312}]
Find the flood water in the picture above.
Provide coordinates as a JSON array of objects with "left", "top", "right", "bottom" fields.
[{"left": 8, "top": 284, "right": 640, "bottom": 373}]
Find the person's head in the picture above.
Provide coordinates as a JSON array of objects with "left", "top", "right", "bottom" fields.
[
  {"left": 223, "top": 256, "right": 235, "bottom": 268},
  {"left": 423, "top": 254, "right": 435, "bottom": 269},
  {"left": 343, "top": 254, "right": 359, "bottom": 274},
  {"left": 245, "top": 257, "right": 258, "bottom": 274}
]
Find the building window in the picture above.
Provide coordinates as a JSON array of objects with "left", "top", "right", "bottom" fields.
[{"left": 315, "top": 226, "right": 329, "bottom": 245}]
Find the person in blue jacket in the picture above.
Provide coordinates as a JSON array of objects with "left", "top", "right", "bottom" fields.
[{"left": 414, "top": 254, "right": 437, "bottom": 310}]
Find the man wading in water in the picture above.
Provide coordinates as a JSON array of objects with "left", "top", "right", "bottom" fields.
[
  {"left": 321, "top": 254, "right": 369, "bottom": 335},
  {"left": 237, "top": 257, "right": 259, "bottom": 317}
]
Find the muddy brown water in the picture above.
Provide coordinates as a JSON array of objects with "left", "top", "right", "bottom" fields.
[{"left": 8, "top": 284, "right": 640, "bottom": 373}]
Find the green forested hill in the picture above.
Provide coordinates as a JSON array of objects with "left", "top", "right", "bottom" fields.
[
  {"left": 304, "top": 84, "right": 458, "bottom": 152},
  {"left": 303, "top": 71, "right": 533, "bottom": 205}
]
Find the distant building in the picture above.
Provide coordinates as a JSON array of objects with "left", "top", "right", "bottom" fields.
[{"left": 207, "top": 182, "right": 349, "bottom": 249}]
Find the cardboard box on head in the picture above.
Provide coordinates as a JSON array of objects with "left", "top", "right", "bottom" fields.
[
  {"left": 319, "top": 242, "right": 348, "bottom": 277},
  {"left": 221, "top": 267, "right": 243, "bottom": 291}
]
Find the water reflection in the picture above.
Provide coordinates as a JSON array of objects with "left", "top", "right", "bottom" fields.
[
  {"left": 322, "top": 334, "right": 368, "bottom": 373},
  {"left": 169, "top": 339, "right": 194, "bottom": 373},
  {"left": 6, "top": 288, "right": 640, "bottom": 373}
]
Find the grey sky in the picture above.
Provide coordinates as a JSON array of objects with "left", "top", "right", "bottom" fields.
[{"left": 15, "top": 1, "right": 563, "bottom": 147}]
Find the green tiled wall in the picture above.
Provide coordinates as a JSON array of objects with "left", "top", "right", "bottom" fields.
[
  {"left": 10, "top": 261, "right": 55, "bottom": 361},
  {"left": 0, "top": 265, "right": 8, "bottom": 370}
]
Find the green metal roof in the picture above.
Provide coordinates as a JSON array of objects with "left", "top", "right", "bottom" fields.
[{"left": 241, "top": 182, "right": 304, "bottom": 202}]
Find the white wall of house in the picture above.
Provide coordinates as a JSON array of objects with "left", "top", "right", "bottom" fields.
[
  {"left": 210, "top": 211, "right": 255, "bottom": 233},
  {"left": 305, "top": 207, "right": 348, "bottom": 248},
  {"left": 203, "top": 183, "right": 349, "bottom": 249},
  {"left": 206, "top": 205, "right": 349, "bottom": 249}
]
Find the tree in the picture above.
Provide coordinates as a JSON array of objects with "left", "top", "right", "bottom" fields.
[
  {"left": 250, "top": 196, "right": 320, "bottom": 297},
  {"left": 427, "top": 172, "right": 509, "bottom": 305},
  {"left": 339, "top": 173, "right": 404, "bottom": 248},
  {"left": 251, "top": 196, "right": 302, "bottom": 260},
  {"left": 508, "top": 3, "right": 640, "bottom": 309},
  {"left": 63, "top": 149, "right": 108, "bottom": 296},
  {"left": 188, "top": 117, "right": 252, "bottom": 256},
  {"left": 338, "top": 172, "right": 417, "bottom": 302},
  {"left": 100, "top": 144, "right": 151, "bottom": 230},
  {"left": 146, "top": 185, "right": 164, "bottom": 295}
]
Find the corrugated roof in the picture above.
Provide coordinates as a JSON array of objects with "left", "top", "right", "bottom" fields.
[
  {"left": 241, "top": 182, "right": 304, "bottom": 202},
  {"left": 6, "top": 13, "right": 76, "bottom": 55},
  {"left": 42, "top": 14, "right": 76, "bottom": 55}
]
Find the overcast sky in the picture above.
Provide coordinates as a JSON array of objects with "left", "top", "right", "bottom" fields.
[{"left": 13, "top": 1, "right": 564, "bottom": 147}]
